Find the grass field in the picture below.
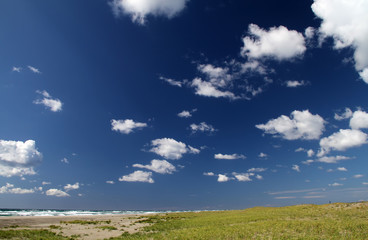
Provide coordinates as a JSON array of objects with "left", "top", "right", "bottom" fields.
[{"left": 1, "top": 202, "right": 368, "bottom": 239}]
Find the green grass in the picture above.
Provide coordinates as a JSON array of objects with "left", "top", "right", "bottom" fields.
[
  {"left": 110, "top": 202, "right": 368, "bottom": 240},
  {"left": 0, "top": 229, "right": 70, "bottom": 240},
  {"left": 60, "top": 219, "right": 111, "bottom": 225},
  {"left": 97, "top": 225, "right": 118, "bottom": 231}
]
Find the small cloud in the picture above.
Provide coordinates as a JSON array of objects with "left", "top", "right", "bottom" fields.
[
  {"left": 329, "top": 182, "right": 343, "bottom": 187},
  {"left": 292, "top": 165, "right": 300, "bottom": 172},
  {"left": 214, "top": 153, "right": 246, "bottom": 160},
  {"left": 247, "top": 168, "right": 267, "bottom": 173},
  {"left": 362, "top": 182, "right": 368, "bottom": 185},
  {"left": 111, "top": 119, "right": 147, "bottom": 134},
  {"left": 301, "top": 160, "right": 314, "bottom": 165},
  {"left": 119, "top": 171, "right": 154, "bottom": 183},
  {"left": 34, "top": 90, "right": 63, "bottom": 112},
  {"left": 334, "top": 108, "right": 353, "bottom": 121},
  {"left": 353, "top": 174, "right": 364, "bottom": 179},
  {"left": 285, "top": 80, "right": 308, "bottom": 88},
  {"left": 203, "top": 172, "right": 215, "bottom": 176},
  {"left": 133, "top": 160, "right": 176, "bottom": 174},
  {"left": 274, "top": 196, "right": 296, "bottom": 199},
  {"left": 149, "top": 138, "right": 199, "bottom": 160},
  {"left": 160, "top": 76, "right": 184, "bottom": 87},
  {"left": 0, "top": 183, "right": 35, "bottom": 194},
  {"left": 46, "top": 189, "right": 70, "bottom": 197},
  {"left": 217, "top": 174, "right": 230, "bottom": 182},
  {"left": 64, "top": 182, "right": 80, "bottom": 192},
  {"left": 337, "top": 167, "right": 348, "bottom": 172},
  {"left": 255, "top": 175, "right": 263, "bottom": 180},
  {"left": 106, "top": 181, "right": 115, "bottom": 184},
  {"left": 177, "top": 109, "right": 197, "bottom": 118},
  {"left": 42, "top": 181, "right": 51, "bottom": 185},
  {"left": 61, "top": 158, "right": 69, "bottom": 164},
  {"left": 12, "top": 66, "right": 22, "bottom": 72},
  {"left": 28, "top": 66, "right": 41, "bottom": 74},
  {"left": 317, "top": 155, "right": 351, "bottom": 164},
  {"left": 258, "top": 152, "right": 268, "bottom": 158},
  {"left": 190, "top": 122, "right": 217, "bottom": 134}
]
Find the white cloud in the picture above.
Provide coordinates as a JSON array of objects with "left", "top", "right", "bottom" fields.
[
  {"left": 111, "top": 119, "right": 147, "bottom": 134},
  {"left": 214, "top": 153, "right": 246, "bottom": 160},
  {"left": 255, "top": 175, "right": 263, "bottom": 180},
  {"left": 46, "top": 189, "right": 70, "bottom": 197},
  {"left": 317, "top": 155, "right": 351, "bottom": 164},
  {"left": 329, "top": 182, "right": 343, "bottom": 187},
  {"left": 177, "top": 109, "right": 197, "bottom": 118},
  {"left": 34, "top": 90, "right": 62, "bottom": 112},
  {"left": 106, "top": 180, "right": 115, "bottom": 184},
  {"left": 197, "top": 64, "right": 232, "bottom": 88},
  {"left": 190, "top": 122, "right": 217, "bottom": 133},
  {"left": 12, "top": 67, "right": 21, "bottom": 72},
  {"left": 334, "top": 108, "right": 353, "bottom": 121},
  {"left": 256, "top": 110, "right": 325, "bottom": 140},
  {"left": 337, "top": 167, "right": 347, "bottom": 171},
  {"left": 203, "top": 172, "right": 214, "bottom": 176},
  {"left": 133, "top": 159, "right": 176, "bottom": 174},
  {"left": 302, "top": 159, "right": 314, "bottom": 165},
  {"left": 312, "top": 0, "right": 368, "bottom": 83},
  {"left": 285, "top": 80, "right": 308, "bottom": 88},
  {"left": 233, "top": 172, "right": 254, "bottom": 182},
  {"left": 362, "top": 182, "right": 368, "bottom": 185},
  {"left": 64, "top": 182, "right": 80, "bottom": 192},
  {"left": 258, "top": 152, "right": 268, "bottom": 158},
  {"left": 307, "top": 149, "right": 315, "bottom": 157},
  {"left": 305, "top": 26, "right": 316, "bottom": 40},
  {"left": 149, "top": 138, "right": 199, "bottom": 160},
  {"left": 350, "top": 110, "right": 368, "bottom": 129},
  {"left": 191, "top": 78, "right": 239, "bottom": 100},
  {"left": 61, "top": 158, "right": 69, "bottom": 164},
  {"left": 217, "top": 174, "right": 230, "bottom": 182},
  {"left": 0, "top": 139, "right": 42, "bottom": 177},
  {"left": 318, "top": 129, "right": 368, "bottom": 156},
  {"left": 42, "top": 181, "right": 51, "bottom": 185},
  {"left": 160, "top": 76, "right": 183, "bottom": 87},
  {"left": 353, "top": 174, "right": 364, "bottom": 179},
  {"left": 292, "top": 165, "right": 300, "bottom": 172},
  {"left": 241, "top": 24, "right": 306, "bottom": 61},
  {"left": 119, "top": 170, "right": 154, "bottom": 183},
  {"left": 247, "top": 168, "right": 267, "bottom": 173},
  {"left": 110, "top": 0, "right": 188, "bottom": 25},
  {"left": 28, "top": 66, "right": 41, "bottom": 74},
  {"left": 0, "top": 183, "right": 35, "bottom": 194}
]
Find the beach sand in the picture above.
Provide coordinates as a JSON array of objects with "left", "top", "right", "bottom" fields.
[{"left": 0, "top": 214, "right": 152, "bottom": 239}]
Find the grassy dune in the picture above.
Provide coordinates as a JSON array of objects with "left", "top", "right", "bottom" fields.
[
  {"left": 1, "top": 202, "right": 368, "bottom": 239},
  {"left": 112, "top": 202, "right": 368, "bottom": 239}
]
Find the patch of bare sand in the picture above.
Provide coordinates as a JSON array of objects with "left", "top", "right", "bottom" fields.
[{"left": 0, "top": 214, "right": 153, "bottom": 239}]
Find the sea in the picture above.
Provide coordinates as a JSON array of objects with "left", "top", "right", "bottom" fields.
[{"left": 0, "top": 209, "right": 183, "bottom": 217}]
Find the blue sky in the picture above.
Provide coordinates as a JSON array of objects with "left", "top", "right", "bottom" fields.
[{"left": 1, "top": 0, "right": 368, "bottom": 210}]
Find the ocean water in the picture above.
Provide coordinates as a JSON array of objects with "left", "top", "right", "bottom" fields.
[{"left": 0, "top": 209, "right": 169, "bottom": 217}]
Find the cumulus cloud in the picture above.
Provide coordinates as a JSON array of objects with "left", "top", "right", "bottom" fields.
[
  {"left": 0, "top": 140, "right": 42, "bottom": 177},
  {"left": 312, "top": 0, "right": 368, "bottom": 83},
  {"left": 285, "top": 80, "right": 308, "bottom": 88},
  {"left": 111, "top": 119, "right": 147, "bottom": 134},
  {"left": 191, "top": 78, "right": 239, "bottom": 100},
  {"left": 256, "top": 110, "right": 325, "bottom": 140},
  {"left": 329, "top": 182, "right": 343, "bottom": 187},
  {"left": 334, "top": 108, "right": 353, "bottom": 121},
  {"left": 46, "top": 189, "right": 70, "bottom": 197},
  {"left": 42, "top": 181, "right": 51, "bottom": 185},
  {"left": 64, "top": 182, "right": 80, "bottom": 192},
  {"left": 106, "top": 180, "right": 115, "bottom": 184},
  {"left": 317, "top": 155, "right": 351, "bottom": 164},
  {"left": 233, "top": 172, "right": 254, "bottom": 182},
  {"left": 217, "top": 174, "right": 230, "bottom": 182},
  {"left": 0, "top": 183, "right": 35, "bottom": 194},
  {"left": 214, "top": 153, "right": 246, "bottom": 160},
  {"left": 241, "top": 24, "right": 306, "bottom": 61},
  {"left": 28, "top": 66, "right": 41, "bottom": 74},
  {"left": 177, "top": 109, "right": 197, "bottom": 118},
  {"left": 110, "top": 0, "right": 188, "bottom": 25},
  {"left": 149, "top": 138, "right": 199, "bottom": 160},
  {"left": 258, "top": 152, "right": 268, "bottom": 158},
  {"left": 318, "top": 129, "right": 368, "bottom": 156},
  {"left": 133, "top": 159, "right": 176, "bottom": 174},
  {"left": 350, "top": 110, "right": 368, "bottom": 129},
  {"left": 292, "top": 165, "right": 300, "bottom": 172},
  {"left": 203, "top": 172, "right": 214, "bottom": 176},
  {"left": 61, "top": 158, "right": 69, "bottom": 164},
  {"left": 119, "top": 170, "right": 154, "bottom": 183},
  {"left": 353, "top": 174, "right": 364, "bottom": 179},
  {"left": 190, "top": 122, "right": 217, "bottom": 133},
  {"left": 34, "top": 90, "right": 63, "bottom": 112}
]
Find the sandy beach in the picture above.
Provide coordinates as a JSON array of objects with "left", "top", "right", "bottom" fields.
[{"left": 0, "top": 213, "right": 152, "bottom": 239}]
